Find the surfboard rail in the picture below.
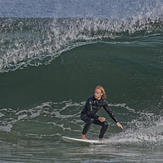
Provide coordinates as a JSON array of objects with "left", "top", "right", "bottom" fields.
[{"left": 62, "top": 136, "right": 105, "bottom": 145}]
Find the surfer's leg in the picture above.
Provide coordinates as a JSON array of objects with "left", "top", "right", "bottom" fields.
[
  {"left": 82, "top": 123, "right": 91, "bottom": 135},
  {"left": 81, "top": 118, "right": 94, "bottom": 139},
  {"left": 81, "top": 114, "right": 94, "bottom": 139},
  {"left": 81, "top": 123, "right": 91, "bottom": 139},
  {"left": 82, "top": 119, "right": 94, "bottom": 135},
  {"left": 93, "top": 120, "right": 108, "bottom": 139}
]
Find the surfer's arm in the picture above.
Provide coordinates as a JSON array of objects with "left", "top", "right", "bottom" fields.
[
  {"left": 103, "top": 101, "right": 123, "bottom": 129},
  {"left": 103, "top": 100, "right": 118, "bottom": 123}
]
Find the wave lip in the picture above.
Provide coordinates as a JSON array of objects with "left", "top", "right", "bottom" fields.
[{"left": 0, "top": 16, "right": 163, "bottom": 73}]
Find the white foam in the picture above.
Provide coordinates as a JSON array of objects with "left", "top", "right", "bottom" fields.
[
  {"left": 0, "top": 112, "right": 4, "bottom": 117},
  {"left": 109, "top": 103, "right": 137, "bottom": 113},
  {"left": 0, "top": 124, "right": 13, "bottom": 132},
  {"left": 0, "top": 100, "right": 82, "bottom": 132},
  {"left": 106, "top": 115, "right": 163, "bottom": 145},
  {"left": 0, "top": 100, "right": 162, "bottom": 146}
]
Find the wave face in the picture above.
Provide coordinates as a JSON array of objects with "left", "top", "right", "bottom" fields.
[{"left": 0, "top": 0, "right": 163, "bottom": 163}]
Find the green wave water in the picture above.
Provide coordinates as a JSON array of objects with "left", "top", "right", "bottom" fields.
[{"left": 0, "top": 16, "right": 163, "bottom": 163}]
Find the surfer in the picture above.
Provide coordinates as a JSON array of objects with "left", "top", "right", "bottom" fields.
[{"left": 81, "top": 85, "right": 123, "bottom": 140}]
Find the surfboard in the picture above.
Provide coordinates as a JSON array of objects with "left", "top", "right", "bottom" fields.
[{"left": 62, "top": 136, "right": 104, "bottom": 145}]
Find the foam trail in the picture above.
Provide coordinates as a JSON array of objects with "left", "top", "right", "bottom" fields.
[{"left": 105, "top": 115, "right": 163, "bottom": 146}]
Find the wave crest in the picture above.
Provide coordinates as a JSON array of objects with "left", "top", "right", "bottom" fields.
[{"left": 0, "top": 17, "right": 163, "bottom": 72}]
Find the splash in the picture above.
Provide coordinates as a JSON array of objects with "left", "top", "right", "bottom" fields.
[
  {"left": 0, "top": 16, "right": 162, "bottom": 73},
  {"left": 106, "top": 107, "right": 163, "bottom": 146}
]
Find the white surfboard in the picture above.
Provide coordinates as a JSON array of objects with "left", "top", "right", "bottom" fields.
[{"left": 62, "top": 136, "right": 105, "bottom": 145}]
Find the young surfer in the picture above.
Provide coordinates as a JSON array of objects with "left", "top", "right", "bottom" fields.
[{"left": 81, "top": 85, "right": 123, "bottom": 140}]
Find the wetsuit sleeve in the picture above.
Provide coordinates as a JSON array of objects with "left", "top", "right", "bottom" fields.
[
  {"left": 103, "top": 100, "right": 118, "bottom": 123},
  {"left": 86, "top": 99, "right": 99, "bottom": 120}
]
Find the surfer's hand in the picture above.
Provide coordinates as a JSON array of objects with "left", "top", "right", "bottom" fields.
[
  {"left": 98, "top": 117, "right": 105, "bottom": 122},
  {"left": 116, "top": 122, "right": 123, "bottom": 129}
]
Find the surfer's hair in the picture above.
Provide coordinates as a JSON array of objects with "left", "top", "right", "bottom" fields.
[{"left": 95, "top": 85, "right": 107, "bottom": 99}]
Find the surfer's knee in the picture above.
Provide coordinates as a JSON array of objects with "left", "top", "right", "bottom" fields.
[
  {"left": 84, "top": 117, "right": 94, "bottom": 124},
  {"left": 81, "top": 114, "right": 93, "bottom": 124}
]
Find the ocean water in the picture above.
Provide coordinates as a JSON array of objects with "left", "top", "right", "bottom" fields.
[{"left": 0, "top": 0, "right": 163, "bottom": 163}]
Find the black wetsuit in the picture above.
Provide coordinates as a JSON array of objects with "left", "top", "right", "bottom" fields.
[{"left": 81, "top": 96, "right": 118, "bottom": 138}]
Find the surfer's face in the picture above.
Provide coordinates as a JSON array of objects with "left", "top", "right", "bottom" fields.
[{"left": 94, "top": 88, "right": 103, "bottom": 100}]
